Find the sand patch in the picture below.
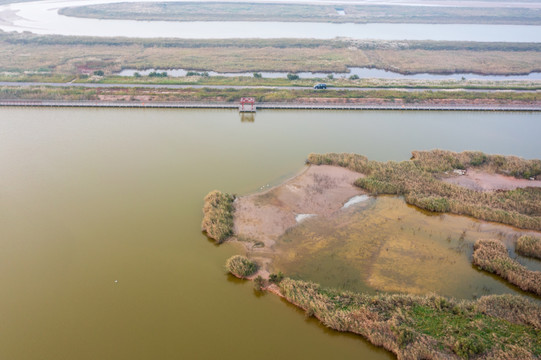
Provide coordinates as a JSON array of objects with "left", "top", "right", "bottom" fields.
[
  {"left": 234, "top": 165, "right": 364, "bottom": 251},
  {"left": 442, "top": 169, "right": 541, "bottom": 191},
  {"left": 0, "top": 9, "right": 23, "bottom": 26}
]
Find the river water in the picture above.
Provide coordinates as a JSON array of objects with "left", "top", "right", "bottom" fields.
[
  {"left": 1, "top": 0, "right": 541, "bottom": 41},
  {"left": 0, "top": 108, "right": 540, "bottom": 359},
  {"left": 118, "top": 67, "right": 541, "bottom": 80}
]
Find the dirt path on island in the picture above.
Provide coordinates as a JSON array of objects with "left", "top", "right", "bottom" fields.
[{"left": 442, "top": 169, "right": 541, "bottom": 191}]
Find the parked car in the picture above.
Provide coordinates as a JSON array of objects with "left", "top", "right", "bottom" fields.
[{"left": 314, "top": 83, "right": 327, "bottom": 89}]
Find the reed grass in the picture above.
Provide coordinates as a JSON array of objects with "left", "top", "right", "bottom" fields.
[
  {"left": 201, "top": 190, "right": 235, "bottom": 243},
  {"left": 472, "top": 239, "right": 541, "bottom": 296},
  {"left": 279, "top": 278, "right": 541, "bottom": 359},
  {"left": 307, "top": 151, "right": 541, "bottom": 230},
  {"left": 516, "top": 235, "right": 541, "bottom": 260},
  {"left": 225, "top": 255, "right": 258, "bottom": 279},
  {"left": 1, "top": 30, "right": 541, "bottom": 78}
]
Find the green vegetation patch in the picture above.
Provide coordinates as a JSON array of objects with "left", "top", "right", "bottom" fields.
[
  {"left": 201, "top": 190, "right": 235, "bottom": 243},
  {"left": 472, "top": 239, "right": 541, "bottom": 296},
  {"left": 516, "top": 235, "right": 541, "bottom": 260},
  {"left": 279, "top": 278, "right": 541, "bottom": 359},
  {"left": 307, "top": 151, "right": 541, "bottom": 230},
  {"left": 225, "top": 255, "right": 258, "bottom": 278}
]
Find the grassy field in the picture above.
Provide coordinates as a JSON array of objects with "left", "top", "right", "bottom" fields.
[
  {"left": 1, "top": 32, "right": 540, "bottom": 79},
  {"left": 278, "top": 278, "right": 541, "bottom": 359},
  {"left": 473, "top": 239, "right": 541, "bottom": 296},
  {"left": 307, "top": 150, "right": 541, "bottom": 230},
  {"left": 59, "top": 1, "right": 541, "bottom": 25}
]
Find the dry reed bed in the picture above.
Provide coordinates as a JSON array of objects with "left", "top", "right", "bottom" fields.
[
  {"left": 201, "top": 190, "right": 235, "bottom": 243},
  {"left": 516, "top": 235, "right": 541, "bottom": 260},
  {"left": 307, "top": 150, "right": 541, "bottom": 230},
  {"left": 1, "top": 31, "right": 541, "bottom": 76},
  {"left": 279, "top": 278, "right": 541, "bottom": 360},
  {"left": 472, "top": 239, "right": 541, "bottom": 296}
]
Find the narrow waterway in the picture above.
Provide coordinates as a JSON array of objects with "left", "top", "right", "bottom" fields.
[{"left": 0, "top": 108, "right": 540, "bottom": 359}]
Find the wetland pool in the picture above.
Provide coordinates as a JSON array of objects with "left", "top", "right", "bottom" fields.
[{"left": 0, "top": 108, "right": 540, "bottom": 359}]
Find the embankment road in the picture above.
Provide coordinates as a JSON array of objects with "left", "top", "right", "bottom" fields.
[
  {"left": 0, "top": 100, "right": 539, "bottom": 111},
  {"left": 0, "top": 82, "right": 539, "bottom": 93}
]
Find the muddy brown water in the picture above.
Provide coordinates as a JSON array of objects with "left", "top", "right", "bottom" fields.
[{"left": 0, "top": 108, "right": 540, "bottom": 359}]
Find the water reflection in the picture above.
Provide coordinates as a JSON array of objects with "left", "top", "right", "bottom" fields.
[
  {"left": 271, "top": 196, "right": 541, "bottom": 301},
  {"left": 240, "top": 113, "right": 255, "bottom": 123}
]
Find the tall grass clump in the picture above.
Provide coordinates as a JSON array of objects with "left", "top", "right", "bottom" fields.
[
  {"left": 472, "top": 239, "right": 541, "bottom": 296},
  {"left": 225, "top": 255, "right": 258, "bottom": 278},
  {"left": 516, "top": 235, "right": 541, "bottom": 260},
  {"left": 279, "top": 278, "right": 541, "bottom": 360},
  {"left": 307, "top": 150, "right": 541, "bottom": 230},
  {"left": 201, "top": 190, "right": 235, "bottom": 243}
]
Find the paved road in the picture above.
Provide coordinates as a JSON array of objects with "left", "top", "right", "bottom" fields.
[{"left": 0, "top": 82, "right": 539, "bottom": 93}]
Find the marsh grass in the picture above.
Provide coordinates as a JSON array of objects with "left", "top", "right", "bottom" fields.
[
  {"left": 201, "top": 191, "right": 235, "bottom": 243},
  {"left": 225, "top": 255, "right": 258, "bottom": 279},
  {"left": 2, "top": 31, "right": 541, "bottom": 78},
  {"left": 307, "top": 151, "right": 541, "bottom": 230},
  {"left": 472, "top": 239, "right": 541, "bottom": 296},
  {"left": 516, "top": 235, "right": 541, "bottom": 260},
  {"left": 279, "top": 278, "right": 541, "bottom": 359}
]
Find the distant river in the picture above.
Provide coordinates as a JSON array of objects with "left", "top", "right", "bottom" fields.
[{"left": 1, "top": 0, "right": 541, "bottom": 41}]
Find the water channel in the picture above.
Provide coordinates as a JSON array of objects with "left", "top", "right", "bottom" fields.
[
  {"left": 1, "top": 0, "right": 541, "bottom": 41},
  {"left": 0, "top": 108, "right": 540, "bottom": 359},
  {"left": 118, "top": 67, "right": 541, "bottom": 81}
]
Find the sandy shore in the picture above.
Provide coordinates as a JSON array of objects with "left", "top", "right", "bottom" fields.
[
  {"left": 442, "top": 168, "right": 541, "bottom": 191},
  {"left": 233, "top": 165, "right": 363, "bottom": 275}
]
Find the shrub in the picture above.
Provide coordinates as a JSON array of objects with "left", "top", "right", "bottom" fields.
[
  {"left": 286, "top": 73, "right": 299, "bottom": 80},
  {"left": 149, "top": 71, "right": 168, "bottom": 77},
  {"left": 349, "top": 74, "right": 360, "bottom": 80},
  {"left": 269, "top": 272, "right": 284, "bottom": 284},
  {"left": 253, "top": 72, "right": 262, "bottom": 78},
  {"left": 406, "top": 195, "right": 450, "bottom": 212},
  {"left": 254, "top": 275, "right": 266, "bottom": 290},
  {"left": 93, "top": 70, "right": 104, "bottom": 76},
  {"left": 516, "top": 235, "right": 541, "bottom": 260},
  {"left": 454, "top": 334, "right": 487, "bottom": 359},
  {"left": 201, "top": 190, "right": 235, "bottom": 243},
  {"left": 226, "top": 255, "right": 258, "bottom": 278}
]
